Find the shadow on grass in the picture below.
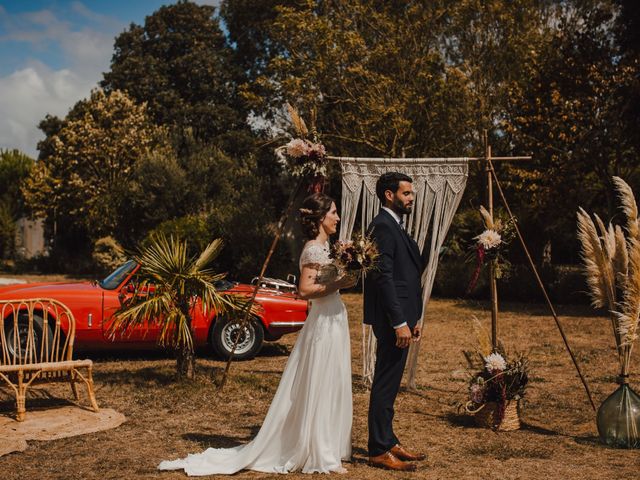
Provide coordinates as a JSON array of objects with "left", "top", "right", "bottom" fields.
[
  {"left": 0, "top": 393, "right": 72, "bottom": 414},
  {"left": 93, "top": 366, "right": 183, "bottom": 387},
  {"left": 259, "top": 343, "right": 290, "bottom": 357},
  {"left": 520, "top": 422, "right": 561, "bottom": 436},
  {"left": 570, "top": 435, "right": 635, "bottom": 450},
  {"left": 573, "top": 435, "right": 601, "bottom": 447},
  {"left": 183, "top": 432, "right": 251, "bottom": 449},
  {"left": 445, "top": 411, "right": 477, "bottom": 428},
  {"left": 183, "top": 425, "right": 261, "bottom": 448},
  {"left": 77, "top": 341, "right": 290, "bottom": 363},
  {"left": 444, "top": 411, "right": 564, "bottom": 437},
  {"left": 349, "top": 446, "right": 370, "bottom": 464}
]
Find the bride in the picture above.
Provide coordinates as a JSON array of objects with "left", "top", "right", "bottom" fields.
[{"left": 159, "top": 192, "right": 357, "bottom": 475}]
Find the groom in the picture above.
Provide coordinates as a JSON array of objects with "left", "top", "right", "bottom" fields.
[{"left": 364, "top": 172, "right": 427, "bottom": 472}]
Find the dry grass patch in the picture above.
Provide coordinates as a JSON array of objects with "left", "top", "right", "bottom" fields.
[{"left": 1, "top": 294, "right": 639, "bottom": 479}]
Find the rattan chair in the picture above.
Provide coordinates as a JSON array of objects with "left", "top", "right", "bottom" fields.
[{"left": 0, "top": 298, "right": 99, "bottom": 421}]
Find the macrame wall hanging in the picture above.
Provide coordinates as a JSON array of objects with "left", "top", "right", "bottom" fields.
[{"left": 334, "top": 156, "right": 469, "bottom": 385}]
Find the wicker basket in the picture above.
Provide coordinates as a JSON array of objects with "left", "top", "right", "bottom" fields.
[{"left": 473, "top": 400, "right": 521, "bottom": 431}]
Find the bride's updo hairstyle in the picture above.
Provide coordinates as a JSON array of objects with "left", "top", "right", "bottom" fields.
[{"left": 299, "top": 193, "right": 334, "bottom": 240}]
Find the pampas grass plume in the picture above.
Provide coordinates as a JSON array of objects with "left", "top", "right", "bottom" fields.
[
  {"left": 286, "top": 103, "right": 309, "bottom": 137},
  {"left": 577, "top": 207, "right": 615, "bottom": 309}
]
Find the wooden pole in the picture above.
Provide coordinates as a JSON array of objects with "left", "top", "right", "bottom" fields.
[
  {"left": 484, "top": 134, "right": 499, "bottom": 350},
  {"left": 488, "top": 159, "right": 596, "bottom": 411},
  {"left": 216, "top": 178, "right": 305, "bottom": 391}
]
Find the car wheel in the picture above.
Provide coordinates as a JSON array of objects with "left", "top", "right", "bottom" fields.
[
  {"left": 3, "top": 312, "right": 53, "bottom": 360},
  {"left": 211, "top": 316, "right": 264, "bottom": 360}
]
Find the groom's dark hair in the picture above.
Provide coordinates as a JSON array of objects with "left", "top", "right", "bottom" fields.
[{"left": 376, "top": 172, "right": 413, "bottom": 203}]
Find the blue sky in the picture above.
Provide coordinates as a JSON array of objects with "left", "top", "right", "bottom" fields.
[{"left": 0, "top": 1, "right": 220, "bottom": 157}]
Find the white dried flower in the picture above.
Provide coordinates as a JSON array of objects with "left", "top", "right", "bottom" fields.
[
  {"left": 484, "top": 352, "right": 507, "bottom": 372},
  {"left": 475, "top": 229, "right": 502, "bottom": 250}
]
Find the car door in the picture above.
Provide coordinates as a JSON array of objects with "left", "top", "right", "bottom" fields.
[{"left": 102, "top": 272, "right": 162, "bottom": 345}]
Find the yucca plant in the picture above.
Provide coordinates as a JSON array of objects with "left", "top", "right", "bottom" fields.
[
  {"left": 108, "top": 234, "right": 251, "bottom": 379},
  {"left": 577, "top": 176, "right": 640, "bottom": 378}
]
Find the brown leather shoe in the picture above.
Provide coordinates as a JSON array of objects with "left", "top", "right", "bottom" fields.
[
  {"left": 368, "top": 451, "right": 417, "bottom": 471},
  {"left": 391, "top": 444, "right": 427, "bottom": 461}
]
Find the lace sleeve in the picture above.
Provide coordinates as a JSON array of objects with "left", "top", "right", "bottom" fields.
[{"left": 299, "top": 244, "right": 329, "bottom": 270}]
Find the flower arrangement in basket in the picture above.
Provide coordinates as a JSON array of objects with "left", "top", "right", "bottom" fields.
[
  {"left": 463, "top": 317, "right": 529, "bottom": 431},
  {"left": 577, "top": 176, "right": 640, "bottom": 447},
  {"left": 466, "top": 206, "right": 515, "bottom": 294},
  {"left": 276, "top": 104, "right": 327, "bottom": 191}
]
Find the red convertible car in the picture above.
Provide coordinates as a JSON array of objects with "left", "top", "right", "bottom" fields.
[{"left": 0, "top": 260, "right": 308, "bottom": 360}]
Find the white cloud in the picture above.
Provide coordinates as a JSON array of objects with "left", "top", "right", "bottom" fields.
[
  {"left": 195, "top": 0, "right": 223, "bottom": 7},
  {"left": 0, "top": 61, "right": 97, "bottom": 157},
  {"left": 0, "top": 4, "right": 120, "bottom": 157},
  {"left": 0, "top": 1, "right": 224, "bottom": 158}
]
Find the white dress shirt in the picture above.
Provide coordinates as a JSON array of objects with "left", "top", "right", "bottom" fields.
[{"left": 381, "top": 207, "right": 408, "bottom": 330}]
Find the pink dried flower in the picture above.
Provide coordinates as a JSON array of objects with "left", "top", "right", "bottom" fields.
[
  {"left": 285, "top": 138, "right": 311, "bottom": 158},
  {"left": 469, "top": 382, "right": 485, "bottom": 404}
]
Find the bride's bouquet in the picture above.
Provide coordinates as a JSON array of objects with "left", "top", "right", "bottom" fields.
[{"left": 329, "top": 233, "right": 379, "bottom": 276}]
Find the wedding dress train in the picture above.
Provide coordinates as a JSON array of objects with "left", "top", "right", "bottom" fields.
[{"left": 158, "top": 242, "right": 352, "bottom": 475}]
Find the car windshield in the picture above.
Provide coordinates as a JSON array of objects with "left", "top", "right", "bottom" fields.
[
  {"left": 100, "top": 260, "right": 137, "bottom": 290},
  {"left": 214, "top": 279, "right": 234, "bottom": 291}
]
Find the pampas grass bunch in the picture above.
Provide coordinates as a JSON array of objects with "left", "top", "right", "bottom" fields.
[{"left": 577, "top": 176, "right": 640, "bottom": 378}]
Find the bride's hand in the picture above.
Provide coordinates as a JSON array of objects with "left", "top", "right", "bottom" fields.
[{"left": 336, "top": 272, "right": 358, "bottom": 289}]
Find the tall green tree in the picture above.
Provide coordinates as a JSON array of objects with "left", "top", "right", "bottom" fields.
[
  {"left": 101, "top": 0, "right": 251, "bottom": 152},
  {"left": 226, "top": 0, "right": 476, "bottom": 158},
  {"left": 0, "top": 149, "right": 34, "bottom": 259},
  {"left": 24, "top": 89, "right": 174, "bottom": 249},
  {"left": 614, "top": 0, "right": 640, "bottom": 163},
  {"left": 504, "top": 0, "right": 640, "bottom": 262}
]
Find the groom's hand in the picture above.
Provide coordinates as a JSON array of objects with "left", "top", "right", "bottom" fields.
[
  {"left": 395, "top": 325, "right": 412, "bottom": 348},
  {"left": 412, "top": 325, "right": 422, "bottom": 342}
]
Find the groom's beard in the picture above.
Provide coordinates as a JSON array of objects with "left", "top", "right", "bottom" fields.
[{"left": 392, "top": 197, "right": 413, "bottom": 215}]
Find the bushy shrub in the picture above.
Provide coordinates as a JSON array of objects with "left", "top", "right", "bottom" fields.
[
  {"left": 0, "top": 203, "right": 15, "bottom": 260},
  {"left": 92, "top": 236, "right": 127, "bottom": 273},
  {"left": 143, "top": 215, "right": 211, "bottom": 259},
  {"left": 433, "top": 259, "right": 590, "bottom": 305}
]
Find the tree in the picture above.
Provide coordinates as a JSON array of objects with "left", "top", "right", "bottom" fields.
[
  {"left": 226, "top": 1, "right": 477, "bottom": 157},
  {"left": 141, "top": 142, "right": 290, "bottom": 281},
  {"left": 0, "top": 149, "right": 34, "bottom": 259},
  {"left": 614, "top": 0, "right": 640, "bottom": 164},
  {"left": 503, "top": 0, "right": 640, "bottom": 262},
  {"left": 101, "top": 0, "right": 251, "bottom": 152},
  {"left": 23, "top": 89, "right": 174, "bottom": 250},
  {"left": 109, "top": 235, "right": 248, "bottom": 379}
]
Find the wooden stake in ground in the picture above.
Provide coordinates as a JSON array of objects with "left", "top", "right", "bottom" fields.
[
  {"left": 405, "top": 150, "right": 530, "bottom": 391},
  {"left": 487, "top": 157, "right": 596, "bottom": 411},
  {"left": 216, "top": 179, "right": 304, "bottom": 391}
]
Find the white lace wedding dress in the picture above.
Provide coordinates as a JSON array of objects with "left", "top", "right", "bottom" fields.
[{"left": 158, "top": 242, "right": 352, "bottom": 475}]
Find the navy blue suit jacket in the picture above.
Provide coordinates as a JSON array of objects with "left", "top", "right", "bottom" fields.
[{"left": 363, "top": 209, "right": 426, "bottom": 330}]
